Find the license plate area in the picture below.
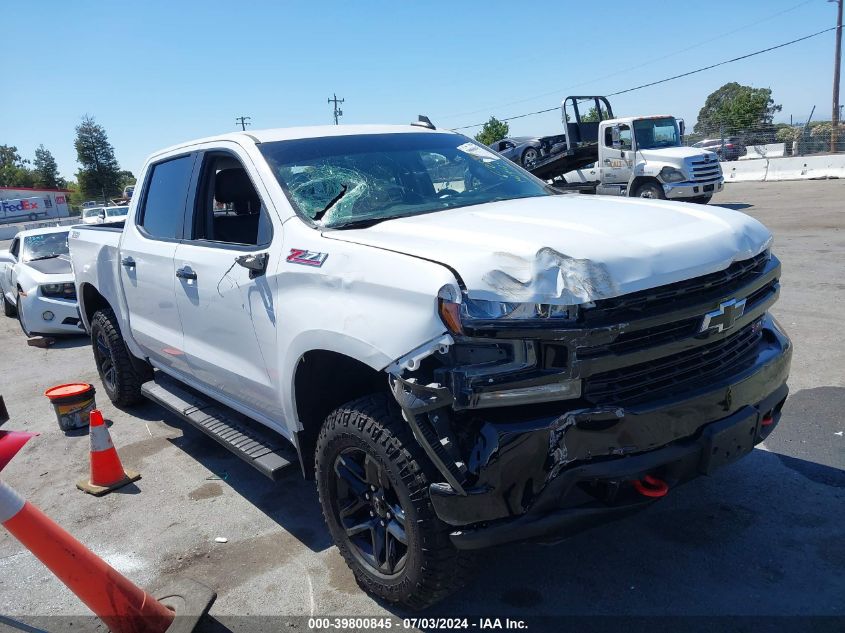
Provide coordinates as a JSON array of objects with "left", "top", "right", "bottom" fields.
[{"left": 699, "top": 408, "right": 759, "bottom": 474}]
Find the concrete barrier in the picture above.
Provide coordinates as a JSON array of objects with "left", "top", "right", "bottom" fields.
[
  {"left": 764, "top": 154, "right": 845, "bottom": 181},
  {"left": 740, "top": 143, "right": 786, "bottom": 160},
  {"left": 0, "top": 217, "right": 80, "bottom": 241},
  {"left": 724, "top": 158, "right": 768, "bottom": 182},
  {"left": 724, "top": 154, "right": 845, "bottom": 183}
]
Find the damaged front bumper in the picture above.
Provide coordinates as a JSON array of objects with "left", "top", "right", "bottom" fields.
[{"left": 390, "top": 315, "right": 791, "bottom": 550}]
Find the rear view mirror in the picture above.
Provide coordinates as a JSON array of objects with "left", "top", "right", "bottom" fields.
[{"left": 236, "top": 252, "right": 269, "bottom": 279}]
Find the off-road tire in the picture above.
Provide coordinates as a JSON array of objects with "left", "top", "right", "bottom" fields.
[
  {"left": 90, "top": 308, "right": 151, "bottom": 407},
  {"left": 315, "top": 394, "right": 475, "bottom": 610},
  {"left": 2, "top": 294, "right": 16, "bottom": 317},
  {"left": 633, "top": 181, "right": 666, "bottom": 199}
]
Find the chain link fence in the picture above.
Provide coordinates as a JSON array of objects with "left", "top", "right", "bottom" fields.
[{"left": 682, "top": 118, "right": 845, "bottom": 160}]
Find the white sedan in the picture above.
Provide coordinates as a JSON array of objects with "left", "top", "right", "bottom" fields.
[
  {"left": 81, "top": 205, "right": 130, "bottom": 224},
  {"left": 0, "top": 227, "right": 84, "bottom": 336}
]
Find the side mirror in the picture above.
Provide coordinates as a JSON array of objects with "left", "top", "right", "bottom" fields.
[
  {"left": 235, "top": 252, "right": 269, "bottom": 279},
  {"left": 0, "top": 250, "right": 11, "bottom": 263},
  {"left": 678, "top": 119, "right": 686, "bottom": 139},
  {"left": 611, "top": 125, "right": 621, "bottom": 149}
]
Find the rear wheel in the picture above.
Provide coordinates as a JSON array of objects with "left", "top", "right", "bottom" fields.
[
  {"left": 2, "top": 294, "right": 16, "bottom": 317},
  {"left": 315, "top": 394, "right": 474, "bottom": 609},
  {"left": 521, "top": 147, "right": 539, "bottom": 169},
  {"left": 90, "top": 308, "right": 150, "bottom": 406},
  {"left": 633, "top": 181, "right": 666, "bottom": 199}
]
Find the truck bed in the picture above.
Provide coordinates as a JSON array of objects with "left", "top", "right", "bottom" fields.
[
  {"left": 529, "top": 143, "right": 599, "bottom": 181},
  {"left": 68, "top": 223, "right": 124, "bottom": 331}
]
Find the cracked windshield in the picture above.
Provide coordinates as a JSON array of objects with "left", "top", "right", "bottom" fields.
[{"left": 259, "top": 132, "right": 550, "bottom": 228}]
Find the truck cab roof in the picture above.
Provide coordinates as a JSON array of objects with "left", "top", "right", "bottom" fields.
[{"left": 148, "top": 124, "right": 451, "bottom": 162}]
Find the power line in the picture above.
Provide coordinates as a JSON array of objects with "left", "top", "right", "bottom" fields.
[
  {"left": 235, "top": 116, "right": 252, "bottom": 131},
  {"left": 450, "top": 26, "right": 836, "bottom": 131},
  {"left": 328, "top": 93, "right": 345, "bottom": 125},
  {"left": 440, "top": 0, "right": 817, "bottom": 122}
]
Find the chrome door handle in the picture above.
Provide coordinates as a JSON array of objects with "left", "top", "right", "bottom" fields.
[
  {"left": 176, "top": 266, "right": 197, "bottom": 281},
  {"left": 121, "top": 256, "right": 135, "bottom": 268}
]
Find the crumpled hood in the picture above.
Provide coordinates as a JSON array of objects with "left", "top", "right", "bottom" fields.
[
  {"left": 638, "top": 146, "right": 718, "bottom": 162},
  {"left": 324, "top": 195, "right": 772, "bottom": 305}
]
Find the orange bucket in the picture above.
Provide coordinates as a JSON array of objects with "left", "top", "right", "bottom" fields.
[{"left": 45, "top": 384, "right": 96, "bottom": 432}]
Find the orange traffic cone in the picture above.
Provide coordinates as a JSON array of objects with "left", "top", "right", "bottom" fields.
[
  {"left": 1, "top": 476, "right": 216, "bottom": 632},
  {"left": 77, "top": 409, "right": 140, "bottom": 496}
]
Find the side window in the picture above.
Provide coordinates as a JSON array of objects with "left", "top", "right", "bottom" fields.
[
  {"left": 604, "top": 126, "right": 632, "bottom": 150},
  {"left": 190, "top": 153, "right": 272, "bottom": 247},
  {"left": 618, "top": 125, "right": 632, "bottom": 150},
  {"left": 9, "top": 239, "right": 19, "bottom": 259},
  {"left": 138, "top": 155, "right": 194, "bottom": 239}
]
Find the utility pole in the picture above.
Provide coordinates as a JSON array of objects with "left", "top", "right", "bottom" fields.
[
  {"left": 328, "top": 93, "right": 344, "bottom": 125},
  {"left": 235, "top": 116, "right": 252, "bottom": 131},
  {"left": 832, "top": 0, "right": 843, "bottom": 152}
]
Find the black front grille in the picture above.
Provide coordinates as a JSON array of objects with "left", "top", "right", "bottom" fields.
[
  {"left": 583, "top": 320, "right": 762, "bottom": 405},
  {"left": 586, "top": 251, "right": 770, "bottom": 324}
]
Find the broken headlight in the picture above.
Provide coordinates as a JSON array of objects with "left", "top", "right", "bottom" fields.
[
  {"left": 41, "top": 282, "right": 76, "bottom": 299},
  {"left": 659, "top": 166, "right": 686, "bottom": 183},
  {"left": 438, "top": 286, "right": 579, "bottom": 335},
  {"left": 462, "top": 297, "right": 577, "bottom": 321}
]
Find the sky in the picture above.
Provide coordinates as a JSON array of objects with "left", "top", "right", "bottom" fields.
[{"left": 1, "top": 0, "right": 840, "bottom": 181}]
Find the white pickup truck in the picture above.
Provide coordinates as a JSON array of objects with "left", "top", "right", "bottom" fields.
[{"left": 69, "top": 123, "right": 792, "bottom": 609}]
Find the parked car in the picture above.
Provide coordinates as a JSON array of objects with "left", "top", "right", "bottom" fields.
[
  {"left": 489, "top": 135, "right": 566, "bottom": 169},
  {"left": 692, "top": 137, "right": 746, "bottom": 161},
  {"left": 0, "top": 227, "right": 83, "bottom": 336},
  {"left": 70, "top": 123, "right": 790, "bottom": 609},
  {"left": 81, "top": 205, "right": 129, "bottom": 224},
  {"left": 104, "top": 205, "right": 130, "bottom": 222}
]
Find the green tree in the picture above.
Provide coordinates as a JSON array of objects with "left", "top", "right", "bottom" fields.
[
  {"left": 118, "top": 170, "right": 136, "bottom": 192},
  {"left": 581, "top": 106, "right": 610, "bottom": 122},
  {"left": 475, "top": 116, "right": 510, "bottom": 146},
  {"left": 32, "top": 144, "right": 65, "bottom": 189},
  {"left": 694, "top": 82, "right": 782, "bottom": 143},
  {"left": 0, "top": 145, "right": 35, "bottom": 187},
  {"left": 74, "top": 115, "right": 122, "bottom": 200}
]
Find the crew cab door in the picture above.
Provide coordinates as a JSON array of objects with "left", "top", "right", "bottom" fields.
[
  {"left": 600, "top": 123, "right": 634, "bottom": 190},
  {"left": 119, "top": 153, "right": 196, "bottom": 374},
  {"left": 172, "top": 146, "right": 281, "bottom": 424}
]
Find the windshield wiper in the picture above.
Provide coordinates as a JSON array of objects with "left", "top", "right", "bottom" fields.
[
  {"left": 313, "top": 184, "right": 348, "bottom": 223},
  {"left": 28, "top": 254, "right": 62, "bottom": 262}
]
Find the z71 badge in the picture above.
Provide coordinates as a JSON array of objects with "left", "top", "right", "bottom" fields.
[{"left": 287, "top": 249, "right": 328, "bottom": 267}]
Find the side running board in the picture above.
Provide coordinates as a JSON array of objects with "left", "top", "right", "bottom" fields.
[{"left": 141, "top": 371, "right": 296, "bottom": 480}]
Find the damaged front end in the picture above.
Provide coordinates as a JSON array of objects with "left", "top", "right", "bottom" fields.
[{"left": 387, "top": 251, "right": 792, "bottom": 549}]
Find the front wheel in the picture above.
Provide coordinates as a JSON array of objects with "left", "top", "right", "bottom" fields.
[
  {"left": 16, "top": 295, "right": 31, "bottom": 337},
  {"left": 633, "top": 181, "right": 666, "bottom": 199},
  {"left": 315, "top": 394, "right": 474, "bottom": 610},
  {"left": 2, "top": 293, "right": 16, "bottom": 317},
  {"left": 90, "top": 308, "right": 150, "bottom": 406}
]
